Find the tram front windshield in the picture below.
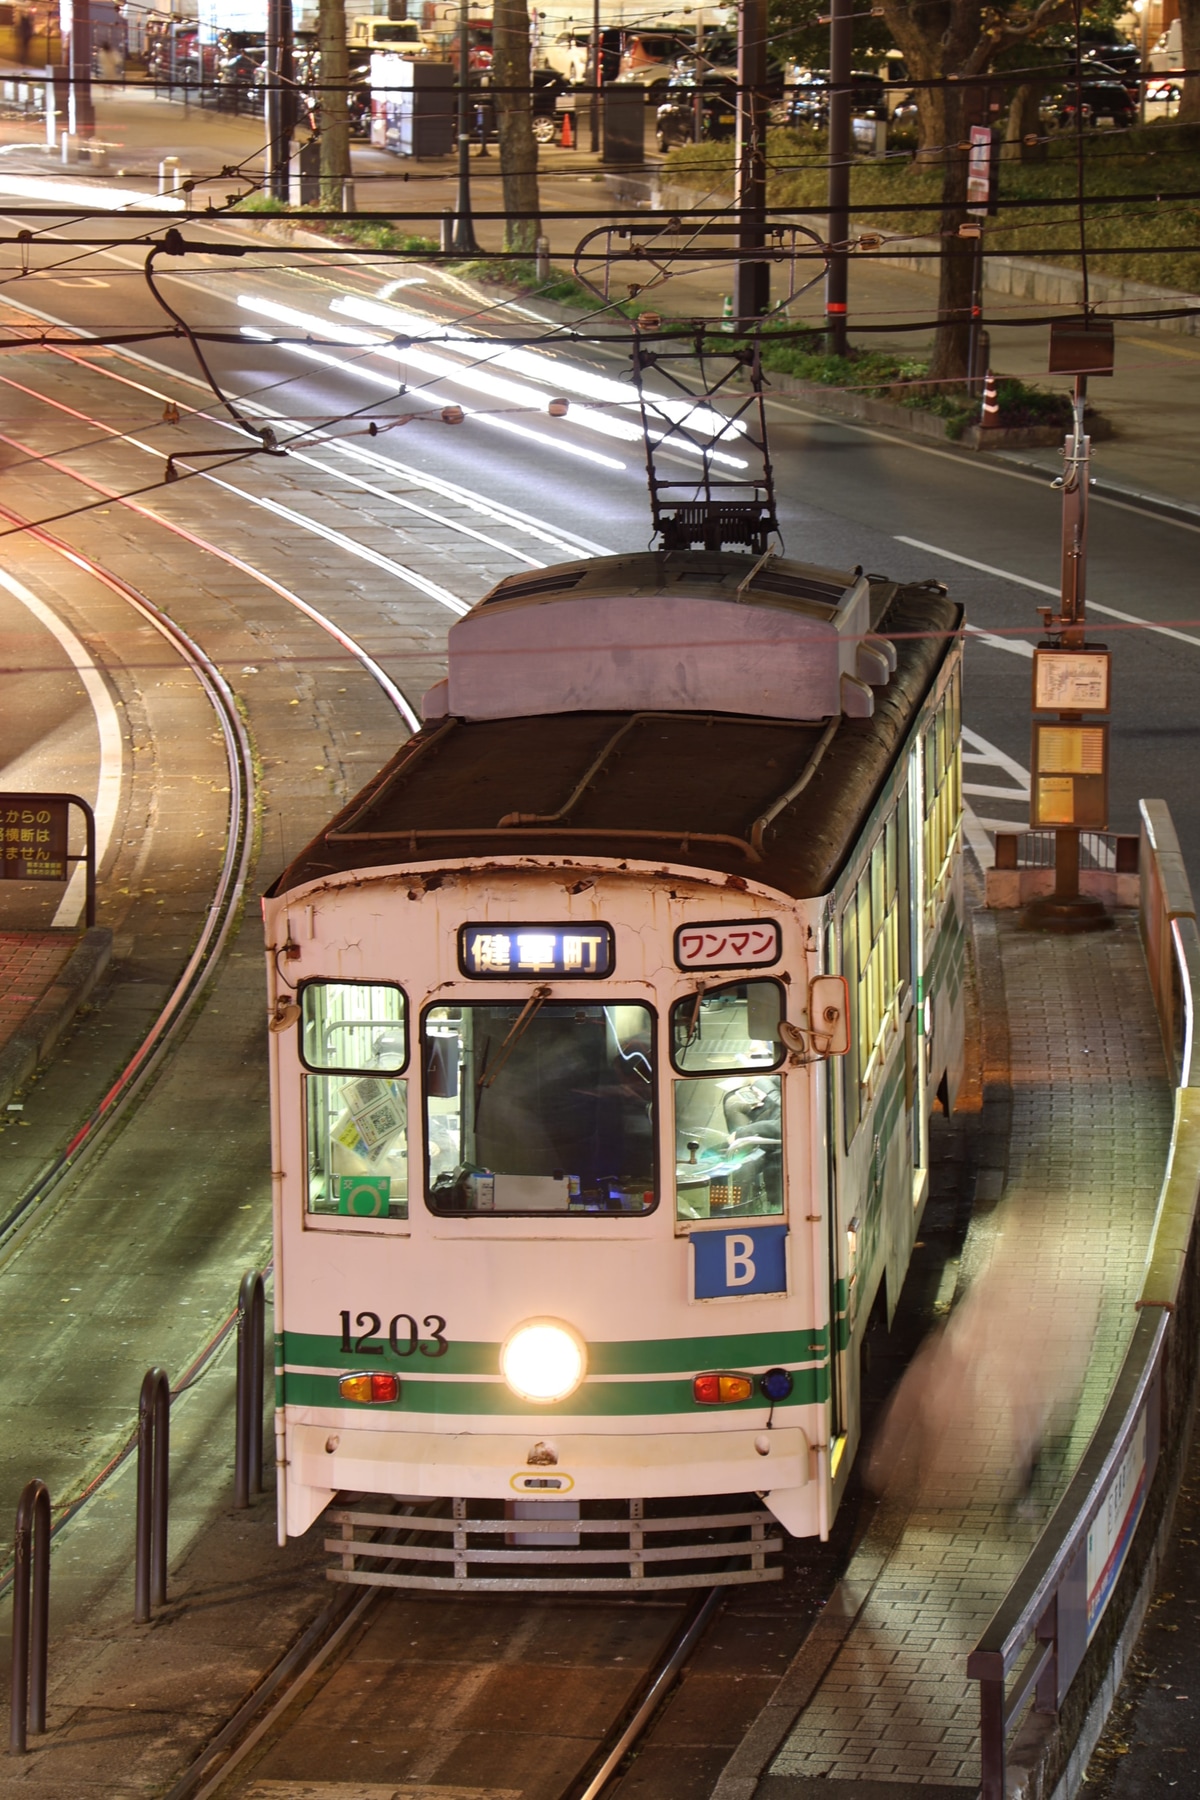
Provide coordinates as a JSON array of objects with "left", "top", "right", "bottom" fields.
[{"left": 424, "top": 1001, "right": 655, "bottom": 1214}]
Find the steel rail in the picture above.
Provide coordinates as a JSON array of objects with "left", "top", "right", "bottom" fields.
[
  {"left": 570, "top": 1587, "right": 723, "bottom": 1800},
  {"left": 0, "top": 511, "right": 255, "bottom": 1258}
]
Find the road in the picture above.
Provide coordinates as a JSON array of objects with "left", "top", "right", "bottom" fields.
[{"left": 6, "top": 214, "right": 1196, "bottom": 867}]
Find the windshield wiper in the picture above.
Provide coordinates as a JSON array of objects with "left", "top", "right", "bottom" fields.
[{"left": 477, "top": 985, "right": 553, "bottom": 1090}]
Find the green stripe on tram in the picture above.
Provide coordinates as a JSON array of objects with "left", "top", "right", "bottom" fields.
[
  {"left": 282, "top": 1325, "right": 826, "bottom": 1380},
  {"left": 282, "top": 1364, "right": 829, "bottom": 1417}
]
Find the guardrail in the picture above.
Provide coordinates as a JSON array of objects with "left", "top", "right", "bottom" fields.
[{"left": 968, "top": 798, "right": 1200, "bottom": 1800}]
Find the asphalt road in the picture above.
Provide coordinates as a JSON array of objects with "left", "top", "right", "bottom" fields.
[{"left": 6, "top": 216, "right": 1196, "bottom": 872}]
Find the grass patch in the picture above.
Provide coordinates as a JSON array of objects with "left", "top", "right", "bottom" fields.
[
  {"left": 663, "top": 122, "right": 1200, "bottom": 292},
  {"left": 716, "top": 328, "right": 1074, "bottom": 438}
]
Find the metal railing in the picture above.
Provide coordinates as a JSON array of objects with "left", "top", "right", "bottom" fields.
[
  {"left": 234, "top": 1269, "right": 265, "bottom": 1510},
  {"left": 968, "top": 798, "right": 1200, "bottom": 1799},
  {"left": 9, "top": 1479, "right": 50, "bottom": 1753},
  {"left": 135, "top": 1367, "right": 170, "bottom": 1624},
  {"left": 992, "top": 828, "right": 1138, "bottom": 875}
]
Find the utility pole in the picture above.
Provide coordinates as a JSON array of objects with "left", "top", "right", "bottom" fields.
[
  {"left": 1022, "top": 321, "right": 1115, "bottom": 933},
  {"left": 452, "top": 0, "right": 479, "bottom": 253},
  {"left": 265, "top": 0, "right": 294, "bottom": 201},
  {"left": 734, "top": 0, "right": 768, "bottom": 324},
  {"left": 826, "top": 0, "right": 851, "bottom": 354},
  {"left": 590, "top": 0, "right": 600, "bottom": 154}
]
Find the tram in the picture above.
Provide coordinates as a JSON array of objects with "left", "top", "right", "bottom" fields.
[{"left": 263, "top": 548, "right": 964, "bottom": 1589}]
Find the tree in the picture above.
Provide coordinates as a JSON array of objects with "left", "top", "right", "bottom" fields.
[
  {"left": 317, "top": 0, "right": 351, "bottom": 208},
  {"left": 873, "top": 0, "right": 1071, "bottom": 376},
  {"left": 491, "top": 0, "right": 540, "bottom": 255},
  {"left": 1179, "top": 0, "right": 1200, "bottom": 124}
]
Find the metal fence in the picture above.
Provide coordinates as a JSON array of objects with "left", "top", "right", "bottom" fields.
[{"left": 968, "top": 797, "right": 1200, "bottom": 1799}]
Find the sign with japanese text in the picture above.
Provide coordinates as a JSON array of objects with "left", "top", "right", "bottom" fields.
[
  {"left": 966, "top": 124, "right": 997, "bottom": 216},
  {"left": 674, "top": 919, "right": 781, "bottom": 972},
  {"left": 458, "top": 923, "right": 614, "bottom": 980},
  {"left": 1033, "top": 649, "right": 1111, "bottom": 714},
  {"left": 1030, "top": 723, "right": 1108, "bottom": 829},
  {"left": 0, "top": 798, "right": 69, "bottom": 882}
]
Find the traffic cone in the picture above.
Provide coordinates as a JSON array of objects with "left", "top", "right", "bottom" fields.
[
  {"left": 980, "top": 368, "right": 1000, "bottom": 429},
  {"left": 561, "top": 109, "right": 573, "bottom": 149}
]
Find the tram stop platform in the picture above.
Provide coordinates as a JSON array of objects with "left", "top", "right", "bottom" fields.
[{"left": 710, "top": 810, "right": 1194, "bottom": 1800}]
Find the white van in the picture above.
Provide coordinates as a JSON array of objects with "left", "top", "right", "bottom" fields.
[
  {"left": 348, "top": 17, "right": 428, "bottom": 54},
  {"left": 1150, "top": 19, "right": 1181, "bottom": 71}
]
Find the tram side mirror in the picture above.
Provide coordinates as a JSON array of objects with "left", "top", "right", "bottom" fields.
[{"left": 808, "top": 975, "right": 850, "bottom": 1058}]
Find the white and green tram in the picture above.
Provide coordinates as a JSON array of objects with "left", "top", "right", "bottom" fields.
[{"left": 263, "top": 549, "right": 964, "bottom": 1589}]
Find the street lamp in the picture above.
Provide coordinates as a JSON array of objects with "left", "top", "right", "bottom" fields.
[{"left": 452, "top": 0, "right": 479, "bottom": 254}]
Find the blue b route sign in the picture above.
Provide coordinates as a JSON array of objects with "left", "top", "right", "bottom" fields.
[{"left": 693, "top": 1225, "right": 788, "bottom": 1300}]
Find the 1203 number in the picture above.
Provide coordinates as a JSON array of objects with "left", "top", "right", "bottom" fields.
[{"left": 338, "top": 1310, "right": 449, "bottom": 1358}]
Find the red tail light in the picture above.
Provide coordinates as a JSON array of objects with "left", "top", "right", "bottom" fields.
[
  {"left": 339, "top": 1372, "right": 399, "bottom": 1403},
  {"left": 693, "top": 1372, "right": 754, "bottom": 1404}
]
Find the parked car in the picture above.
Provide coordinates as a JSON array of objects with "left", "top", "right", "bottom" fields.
[
  {"left": 470, "top": 69, "right": 570, "bottom": 146},
  {"left": 614, "top": 27, "right": 694, "bottom": 103},
  {"left": 655, "top": 70, "right": 737, "bottom": 151},
  {"left": 787, "top": 69, "right": 886, "bottom": 128},
  {"left": 541, "top": 28, "right": 592, "bottom": 82},
  {"left": 1080, "top": 43, "right": 1142, "bottom": 98},
  {"left": 1041, "top": 69, "right": 1137, "bottom": 129}
]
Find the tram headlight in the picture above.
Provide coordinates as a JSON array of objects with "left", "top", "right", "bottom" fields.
[{"left": 500, "top": 1319, "right": 587, "bottom": 1405}]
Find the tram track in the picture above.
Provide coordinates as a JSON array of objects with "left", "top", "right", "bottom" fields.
[{"left": 162, "top": 1514, "right": 727, "bottom": 1800}]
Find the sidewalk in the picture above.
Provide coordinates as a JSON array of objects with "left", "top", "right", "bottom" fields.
[{"left": 718, "top": 909, "right": 1172, "bottom": 1795}]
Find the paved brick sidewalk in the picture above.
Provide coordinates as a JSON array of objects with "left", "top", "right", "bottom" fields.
[
  {"left": 0, "top": 930, "right": 75, "bottom": 1052},
  {"left": 766, "top": 910, "right": 1172, "bottom": 1791}
]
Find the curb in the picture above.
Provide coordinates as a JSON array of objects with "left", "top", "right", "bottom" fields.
[{"left": 0, "top": 926, "right": 113, "bottom": 1111}]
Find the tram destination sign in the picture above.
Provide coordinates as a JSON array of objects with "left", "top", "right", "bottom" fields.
[
  {"left": 675, "top": 919, "right": 781, "bottom": 972},
  {"left": 0, "top": 797, "right": 69, "bottom": 882},
  {"left": 458, "top": 923, "right": 614, "bottom": 980}
]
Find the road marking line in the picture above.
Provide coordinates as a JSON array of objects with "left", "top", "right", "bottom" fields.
[
  {"left": 899, "top": 536, "right": 1200, "bottom": 650},
  {"left": 0, "top": 566, "right": 122, "bottom": 927},
  {"left": 762, "top": 393, "right": 1200, "bottom": 534}
]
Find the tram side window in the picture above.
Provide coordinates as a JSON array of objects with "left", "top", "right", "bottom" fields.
[
  {"left": 843, "top": 817, "right": 900, "bottom": 1138},
  {"left": 300, "top": 980, "right": 408, "bottom": 1221},
  {"left": 924, "top": 667, "right": 962, "bottom": 916},
  {"left": 670, "top": 982, "right": 785, "bottom": 1222},
  {"left": 423, "top": 1000, "right": 656, "bottom": 1215}
]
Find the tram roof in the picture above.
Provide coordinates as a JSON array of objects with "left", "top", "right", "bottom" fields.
[{"left": 272, "top": 579, "right": 961, "bottom": 903}]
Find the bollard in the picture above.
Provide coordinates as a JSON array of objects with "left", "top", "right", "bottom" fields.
[
  {"left": 60, "top": 129, "right": 77, "bottom": 164},
  {"left": 341, "top": 178, "right": 356, "bottom": 214},
  {"left": 440, "top": 210, "right": 454, "bottom": 254},
  {"left": 134, "top": 1367, "right": 170, "bottom": 1623},
  {"left": 10, "top": 1480, "right": 50, "bottom": 1753},
  {"left": 535, "top": 235, "right": 550, "bottom": 283},
  {"left": 178, "top": 170, "right": 193, "bottom": 212},
  {"left": 980, "top": 368, "right": 1000, "bottom": 429},
  {"left": 158, "top": 154, "right": 179, "bottom": 197},
  {"left": 234, "top": 1270, "right": 265, "bottom": 1509}
]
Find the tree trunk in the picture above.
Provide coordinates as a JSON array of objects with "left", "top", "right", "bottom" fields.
[
  {"left": 1003, "top": 83, "right": 1045, "bottom": 161},
  {"left": 492, "top": 0, "right": 540, "bottom": 254},
  {"left": 927, "top": 86, "right": 972, "bottom": 382},
  {"left": 1179, "top": 0, "right": 1200, "bottom": 124},
  {"left": 318, "top": 0, "right": 350, "bottom": 207}
]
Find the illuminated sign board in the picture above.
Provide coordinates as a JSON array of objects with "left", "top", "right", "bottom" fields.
[
  {"left": 1033, "top": 649, "right": 1111, "bottom": 714},
  {"left": 1030, "top": 722, "right": 1109, "bottom": 829},
  {"left": 674, "top": 919, "right": 781, "bottom": 972},
  {"left": 458, "top": 923, "right": 614, "bottom": 980}
]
